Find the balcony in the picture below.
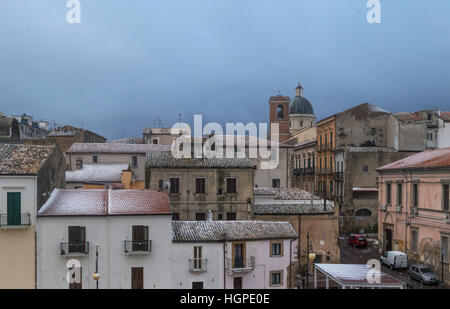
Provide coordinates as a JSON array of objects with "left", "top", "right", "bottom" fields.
[
  {"left": 226, "top": 256, "right": 255, "bottom": 273},
  {"left": 60, "top": 242, "right": 89, "bottom": 256},
  {"left": 189, "top": 258, "right": 208, "bottom": 272},
  {"left": 124, "top": 240, "right": 152, "bottom": 255},
  {"left": 0, "top": 213, "right": 31, "bottom": 229},
  {"left": 293, "top": 168, "right": 300, "bottom": 176},
  {"left": 333, "top": 172, "right": 343, "bottom": 180}
]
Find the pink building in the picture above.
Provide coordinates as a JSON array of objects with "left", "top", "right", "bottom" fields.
[{"left": 377, "top": 148, "right": 450, "bottom": 284}]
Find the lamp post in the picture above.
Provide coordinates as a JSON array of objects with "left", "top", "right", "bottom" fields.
[{"left": 93, "top": 245, "right": 100, "bottom": 289}]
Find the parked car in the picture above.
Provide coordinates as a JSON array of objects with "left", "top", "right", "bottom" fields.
[
  {"left": 348, "top": 235, "right": 368, "bottom": 248},
  {"left": 380, "top": 251, "right": 408, "bottom": 270},
  {"left": 408, "top": 264, "right": 439, "bottom": 285}
]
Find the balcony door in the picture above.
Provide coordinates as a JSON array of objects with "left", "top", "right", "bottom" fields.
[
  {"left": 233, "top": 243, "right": 245, "bottom": 268},
  {"left": 193, "top": 246, "right": 203, "bottom": 270},
  {"left": 132, "top": 225, "right": 149, "bottom": 251},
  {"left": 7, "top": 192, "right": 21, "bottom": 225},
  {"left": 68, "top": 226, "right": 86, "bottom": 253}
]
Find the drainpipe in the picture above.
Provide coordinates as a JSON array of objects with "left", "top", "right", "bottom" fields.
[{"left": 223, "top": 232, "right": 227, "bottom": 289}]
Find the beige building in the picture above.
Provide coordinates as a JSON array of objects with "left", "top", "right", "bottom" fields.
[
  {"left": 377, "top": 148, "right": 450, "bottom": 285},
  {"left": 0, "top": 144, "right": 65, "bottom": 289},
  {"left": 146, "top": 151, "right": 255, "bottom": 221},
  {"left": 253, "top": 187, "right": 340, "bottom": 288},
  {"left": 66, "top": 143, "right": 170, "bottom": 185}
]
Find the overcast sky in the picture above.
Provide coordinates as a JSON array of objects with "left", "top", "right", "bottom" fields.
[{"left": 1, "top": 0, "right": 450, "bottom": 140}]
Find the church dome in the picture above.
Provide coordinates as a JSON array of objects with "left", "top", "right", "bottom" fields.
[{"left": 289, "top": 84, "right": 314, "bottom": 115}]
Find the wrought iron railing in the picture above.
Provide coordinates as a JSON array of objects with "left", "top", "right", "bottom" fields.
[
  {"left": 226, "top": 256, "right": 255, "bottom": 272},
  {"left": 60, "top": 242, "right": 89, "bottom": 255},
  {"left": 189, "top": 258, "right": 208, "bottom": 272},
  {"left": 0, "top": 213, "right": 31, "bottom": 227},
  {"left": 124, "top": 240, "right": 152, "bottom": 253}
]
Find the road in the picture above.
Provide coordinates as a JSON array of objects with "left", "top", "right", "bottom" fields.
[{"left": 339, "top": 236, "right": 448, "bottom": 289}]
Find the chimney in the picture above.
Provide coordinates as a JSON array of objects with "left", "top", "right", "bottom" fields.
[
  {"left": 121, "top": 170, "right": 132, "bottom": 189},
  {"left": 207, "top": 210, "right": 213, "bottom": 221}
]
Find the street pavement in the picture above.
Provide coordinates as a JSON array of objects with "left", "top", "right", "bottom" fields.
[{"left": 339, "top": 235, "right": 448, "bottom": 289}]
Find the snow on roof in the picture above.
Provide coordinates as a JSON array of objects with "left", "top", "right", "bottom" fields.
[
  {"left": 66, "top": 143, "right": 171, "bottom": 154},
  {"left": 254, "top": 200, "right": 334, "bottom": 215},
  {"left": 38, "top": 189, "right": 171, "bottom": 216},
  {"left": 378, "top": 147, "right": 450, "bottom": 170},
  {"left": 352, "top": 187, "right": 378, "bottom": 192},
  {"left": 314, "top": 264, "right": 406, "bottom": 288},
  {"left": 66, "top": 163, "right": 129, "bottom": 183},
  {"left": 172, "top": 221, "right": 298, "bottom": 242},
  {"left": 254, "top": 187, "right": 322, "bottom": 200}
]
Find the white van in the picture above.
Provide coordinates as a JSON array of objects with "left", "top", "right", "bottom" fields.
[{"left": 380, "top": 251, "right": 408, "bottom": 270}]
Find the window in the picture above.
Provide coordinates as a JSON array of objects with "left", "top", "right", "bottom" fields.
[
  {"left": 427, "top": 133, "right": 433, "bottom": 141},
  {"left": 152, "top": 139, "right": 158, "bottom": 144},
  {"left": 318, "top": 181, "right": 322, "bottom": 195},
  {"left": 277, "top": 105, "right": 284, "bottom": 120},
  {"left": 172, "top": 213, "right": 180, "bottom": 221},
  {"left": 170, "top": 178, "right": 180, "bottom": 194},
  {"left": 192, "top": 246, "right": 203, "bottom": 271},
  {"left": 132, "top": 225, "right": 149, "bottom": 251},
  {"left": 271, "top": 241, "right": 283, "bottom": 257},
  {"left": 270, "top": 271, "right": 283, "bottom": 286},
  {"left": 427, "top": 113, "right": 432, "bottom": 121},
  {"left": 300, "top": 121, "right": 303, "bottom": 127},
  {"left": 195, "top": 213, "right": 206, "bottom": 221},
  {"left": 329, "top": 180, "right": 333, "bottom": 195},
  {"left": 132, "top": 156, "right": 138, "bottom": 167},
  {"left": 355, "top": 208, "right": 372, "bottom": 217},
  {"left": 226, "top": 212, "right": 236, "bottom": 221},
  {"left": 76, "top": 159, "right": 83, "bottom": 170},
  {"left": 68, "top": 226, "right": 86, "bottom": 253},
  {"left": 330, "top": 132, "right": 333, "bottom": 148},
  {"left": 411, "top": 229, "right": 419, "bottom": 254},
  {"left": 272, "top": 179, "right": 280, "bottom": 188},
  {"left": 386, "top": 183, "right": 392, "bottom": 205},
  {"left": 192, "top": 282, "right": 204, "bottom": 289},
  {"left": 226, "top": 178, "right": 237, "bottom": 194},
  {"left": 158, "top": 180, "right": 163, "bottom": 191},
  {"left": 441, "top": 236, "right": 449, "bottom": 262},
  {"left": 92, "top": 155, "right": 98, "bottom": 163},
  {"left": 413, "top": 184, "right": 419, "bottom": 207},
  {"left": 363, "top": 165, "right": 368, "bottom": 173},
  {"left": 7, "top": 192, "right": 21, "bottom": 225},
  {"left": 397, "top": 183, "right": 403, "bottom": 206},
  {"left": 443, "top": 184, "right": 449, "bottom": 211},
  {"left": 195, "top": 178, "right": 206, "bottom": 194}
]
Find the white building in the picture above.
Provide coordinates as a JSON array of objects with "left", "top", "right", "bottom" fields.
[
  {"left": 171, "top": 220, "right": 298, "bottom": 289},
  {"left": 36, "top": 189, "right": 172, "bottom": 289}
]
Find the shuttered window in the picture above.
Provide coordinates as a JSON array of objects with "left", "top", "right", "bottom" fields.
[{"left": 68, "top": 226, "right": 86, "bottom": 253}]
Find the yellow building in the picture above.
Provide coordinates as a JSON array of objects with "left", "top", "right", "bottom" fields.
[
  {"left": 0, "top": 144, "right": 65, "bottom": 289},
  {"left": 315, "top": 115, "right": 336, "bottom": 199}
]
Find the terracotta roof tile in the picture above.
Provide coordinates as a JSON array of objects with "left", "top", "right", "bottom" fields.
[
  {"left": 172, "top": 221, "right": 297, "bottom": 242},
  {"left": 0, "top": 144, "right": 55, "bottom": 175},
  {"left": 38, "top": 189, "right": 171, "bottom": 216},
  {"left": 378, "top": 147, "right": 450, "bottom": 170}
]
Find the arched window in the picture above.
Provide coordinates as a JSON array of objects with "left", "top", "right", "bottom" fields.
[
  {"left": 277, "top": 105, "right": 284, "bottom": 120},
  {"left": 355, "top": 208, "right": 372, "bottom": 217}
]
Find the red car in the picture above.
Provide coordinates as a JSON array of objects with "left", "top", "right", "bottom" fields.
[{"left": 348, "top": 235, "right": 368, "bottom": 248}]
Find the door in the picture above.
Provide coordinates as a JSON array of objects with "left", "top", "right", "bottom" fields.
[
  {"left": 132, "top": 226, "right": 149, "bottom": 251},
  {"left": 385, "top": 229, "right": 393, "bottom": 252},
  {"left": 131, "top": 267, "right": 144, "bottom": 289},
  {"left": 234, "top": 244, "right": 244, "bottom": 268},
  {"left": 7, "top": 192, "right": 21, "bottom": 225},
  {"left": 233, "top": 277, "right": 242, "bottom": 289}
]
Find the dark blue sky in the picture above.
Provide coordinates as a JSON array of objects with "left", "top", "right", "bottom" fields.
[{"left": 1, "top": 0, "right": 450, "bottom": 140}]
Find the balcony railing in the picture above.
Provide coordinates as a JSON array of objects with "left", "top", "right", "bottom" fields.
[
  {"left": 226, "top": 256, "right": 255, "bottom": 273},
  {"left": 0, "top": 213, "right": 31, "bottom": 227},
  {"left": 333, "top": 172, "right": 343, "bottom": 180},
  {"left": 189, "top": 258, "right": 208, "bottom": 272},
  {"left": 60, "top": 242, "right": 89, "bottom": 256},
  {"left": 294, "top": 168, "right": 315, "bottom": 176},
  {"left": 124, "top": 240, "right": 152, "bottom": 254},
  {"left": 293, "top": 168, "right": 300, "bottom": 176}
]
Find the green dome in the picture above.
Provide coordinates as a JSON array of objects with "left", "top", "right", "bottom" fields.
[{"left": 289, "top": 96, "right": 314, "bottom": 115}]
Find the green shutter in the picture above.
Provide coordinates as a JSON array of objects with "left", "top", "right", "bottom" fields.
[{"left": 7, "top": 192, "right": 21, "bottom": 225}]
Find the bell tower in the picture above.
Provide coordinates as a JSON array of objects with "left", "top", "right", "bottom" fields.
[{"left": 269, "top": 93, "right": 290, "bottom": 142}]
